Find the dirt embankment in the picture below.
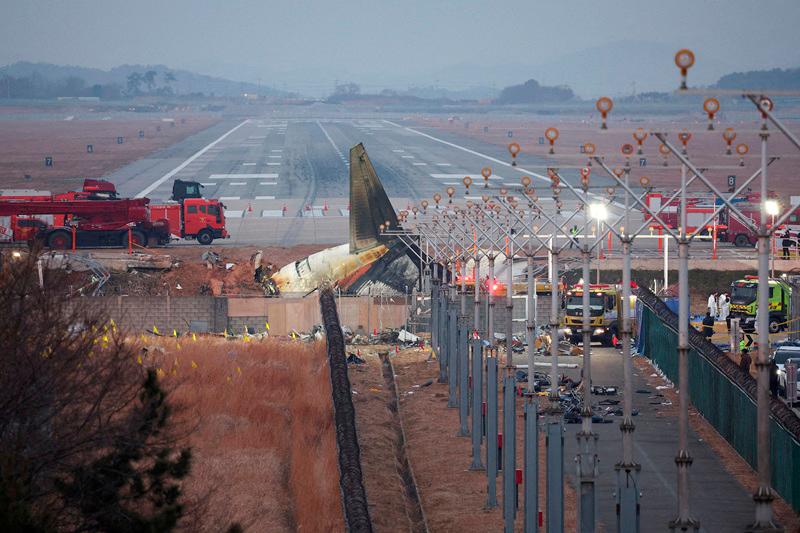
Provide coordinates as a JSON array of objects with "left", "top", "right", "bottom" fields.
[
  {"left": 98, "top": 244, "right": 327, "bottom": 296},
  {"left": 353, "top": 346, "right": 577, "bottom": 532},
  {"left": 0, "top": 114, "right": 220, "bottom": 193}
]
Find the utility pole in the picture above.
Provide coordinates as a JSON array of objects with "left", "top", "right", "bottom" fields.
[{"left": 669, "top": 162, "right": 699, "bottom": 532}]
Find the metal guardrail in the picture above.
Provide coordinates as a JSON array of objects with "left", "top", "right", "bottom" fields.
[{"left": 319, "top": 287, "right": 373, "bottom": 533}]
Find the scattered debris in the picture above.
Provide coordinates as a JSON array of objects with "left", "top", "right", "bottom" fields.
[{"left": 347, "top": 353, "right": 366, "bottom": 365}]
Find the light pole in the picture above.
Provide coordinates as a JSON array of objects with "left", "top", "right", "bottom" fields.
[{"left": 766, "top": 199, "right": 780, "bottom": 278}]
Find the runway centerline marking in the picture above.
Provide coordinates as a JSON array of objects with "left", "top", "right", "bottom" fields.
[
  {"left": 259, "top": 182, "right": 278, "bottom": 185},
  {"left": 242, "top": 162, "right": 257, "bottom": 166},
  {"left": 135, "top": 119, "right": 250, "bottom": 198},
  {"left": 207, "top": 173, "right": 278, "bottom": 179},
  {"left": 430, "top": 173, "right": 502, "bottom": 181},
  {"left": 219, "top": 196, "right": 241, "bottom": 200},
  {"left": 229, "top": 182, "right": 247, "bottom": 186},
  {"left": 255, "top": 195, "right": 276, "bottom": 200}
]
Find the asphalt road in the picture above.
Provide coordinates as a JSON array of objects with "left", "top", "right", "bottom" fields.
[
  {"left": 513, "top": 346, "right": 756, "bottom": 532},
  {"left": 105, "top": 112, "right": 766, "bottom": 262}
]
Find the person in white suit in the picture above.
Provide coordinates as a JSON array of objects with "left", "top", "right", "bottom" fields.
[{"left": 707, "top": 292, "right": 718, "bottom": 319}]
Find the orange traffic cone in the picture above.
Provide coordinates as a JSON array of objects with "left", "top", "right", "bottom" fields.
[{"left": 247, "top": 203, "right": 253, "bottom": 213}]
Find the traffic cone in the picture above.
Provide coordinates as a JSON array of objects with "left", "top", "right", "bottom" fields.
[
  {"left": 247, "top": 203, "right": 253, "bottom": 213},
  {"left": 282, "top": 204, "right": 287, "bottom": 213},
  {"left": 323, "top": 201, "right": 328, "bottom": 212},
  {"left": 305, "top": 204, "right": 311, "bottom": 211}
]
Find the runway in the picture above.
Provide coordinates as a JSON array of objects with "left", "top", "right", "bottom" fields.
[{"left": 106, "top": 114, "right": 763, "bottom": 261}]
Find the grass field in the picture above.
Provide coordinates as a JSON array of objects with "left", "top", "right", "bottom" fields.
[{"left": 143, "top": 336, "right": 343, "bottom": 532}]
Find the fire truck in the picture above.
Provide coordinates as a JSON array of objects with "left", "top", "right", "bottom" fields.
[
  {"left": 0, "top": 179, "right": 228, "bottom": 248},
  {"left": 562, "top": 283, "right": 620, "bottom": 346},
  {"left": 729, "top": 275, "right": 792, "bottom": 333},
  {"left": 643, "top": 192, "right": 800, "bottom": 247}
]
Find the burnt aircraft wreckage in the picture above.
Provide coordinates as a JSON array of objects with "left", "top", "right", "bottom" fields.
[{"left": 258, "top": 143, "right": 421, "bottom": 297}]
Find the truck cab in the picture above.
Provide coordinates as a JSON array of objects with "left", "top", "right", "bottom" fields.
[
  {"left": 171, "top": 179, "right": 204, "bottom": 202},
  {"left": 182, "top": 198, "right": 228, "bottom": 244},
  {"left": 730, "top": 276, "right": 791, "bottom": 333},
  {"left": 562, "top": 284, "right": 620, "bottom": 346}
]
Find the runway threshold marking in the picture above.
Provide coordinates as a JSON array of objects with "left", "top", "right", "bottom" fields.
[{"left": 135, "top": 119, "right": 250, "bottom": 198}]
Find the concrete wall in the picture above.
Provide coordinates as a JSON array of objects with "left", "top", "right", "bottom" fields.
[
  {"left": 75, "top": 295, "right": 408, "bottom": 336},
  {"left": 75, "top": 295, "right": 227, "bottom": 333}
]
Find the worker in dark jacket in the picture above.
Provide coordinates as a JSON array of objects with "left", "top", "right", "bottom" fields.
[
  {"left": 770, "top": 359, "right": 780, "bottom": 397},
  {"left": 702, "top": 312, "right": 715, "bottom": 340},
  {"left": 782, "top": 229, "right": 792, "bottom": 260},
  {"left": 739, "top": 348, "right": 752, "bottom": 375}
]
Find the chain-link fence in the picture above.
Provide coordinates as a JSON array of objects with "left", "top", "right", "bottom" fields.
[{"left": 636, "top": 285, "right": 800, "bottom": 513}]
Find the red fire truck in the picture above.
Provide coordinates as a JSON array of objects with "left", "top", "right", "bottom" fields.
[
  {"left": 0, "top": 179, "right": 228, "bottom": 248},
  {"left": 643, "top": 192, "right": 800, "bottom": 247}
]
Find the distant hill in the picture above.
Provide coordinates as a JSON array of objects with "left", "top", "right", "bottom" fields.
[
  {"left": 714, "top": 67, "right": 800, "bottom": 90},
  {"left": 428, "top": 41, "right": 735, "bottom": 99},
  {"left": 0, "top": 61, "right": 288, "bottom": 98},
  {"left": 494, "top": 79, "right": 574, "bottom": 104}
]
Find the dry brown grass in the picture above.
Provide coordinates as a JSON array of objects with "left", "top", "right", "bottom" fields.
[{"left": 142, "top": 336, "right": 343, "bottom": 532}]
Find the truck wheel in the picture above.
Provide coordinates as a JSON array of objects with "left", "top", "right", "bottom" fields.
[
  {"left": 734, "top": 234, "right": 751, "bottom": 247},
  {"left": 47, "top": 230, "right": 72, "bottom": 250},
  {"left": 769, "top": 318, "right": 781, "bottom": 334},
  {"left": 197, "top": 229, "right": 213, "bottom": 245},
  {"left": 122, "top": 230, "right": 147, "bottom": 248}
]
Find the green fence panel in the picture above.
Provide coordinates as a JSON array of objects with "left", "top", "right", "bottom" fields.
[{"left": 638, "top": 299, "right": 800, "bottom": 513}]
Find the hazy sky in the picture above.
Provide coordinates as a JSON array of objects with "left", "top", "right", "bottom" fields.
[{"left": 2, "top": 0, "right": 799, "bottom": 95}]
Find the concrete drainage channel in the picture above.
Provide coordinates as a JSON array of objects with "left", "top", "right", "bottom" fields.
[{"left": 379, "top": 352, "right": 430, "bottom": 533}]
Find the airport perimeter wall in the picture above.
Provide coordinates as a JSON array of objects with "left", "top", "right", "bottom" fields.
[
  {"left": 636, "top": 286, "right": 800, "bottom": 513},
  {"left": 74, "top": 295, "right": 407, "bottom": 336}
]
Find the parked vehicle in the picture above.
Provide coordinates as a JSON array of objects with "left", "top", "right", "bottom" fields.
[
  {"left": 562, "top": 284, "right": 620, "bottom": 346},
  {"left": 773, "top": 346, "right": 800, "bottom": 399},
  {"left": 0, "top": 179, "right": 228, "bottom": 248},
  {"left": 729, "top": 276, "right": 792, "bottom": 333}
]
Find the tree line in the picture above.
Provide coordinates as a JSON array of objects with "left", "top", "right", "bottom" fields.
[{"left": 0, "top": 70, "right": 177, "bottom": 100}]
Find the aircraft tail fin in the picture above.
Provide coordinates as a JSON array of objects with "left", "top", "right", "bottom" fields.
[{"left": 349, "top": 143, "right": 399, "bottom": 253}]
